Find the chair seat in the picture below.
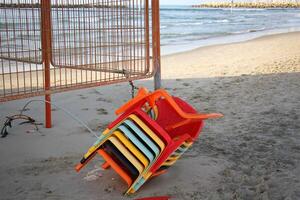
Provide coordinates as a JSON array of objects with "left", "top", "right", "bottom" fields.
[
  {"left": 128, "top": 115, "right": 166, "bottom": 151},
  {"left": 108, "top": 136, "right": 144, "bottom": 174},
  {"left": 118, "top": 125, "right": 155, "bottom": 163},
  {"left": 123, "top": 120, "right": 160, "bottom": 158},
  {"left": 103, "top": 141, "right": 139, "bottom": 179},
  {"left": 113, "top": 131, "right": 149, "bottom": 168}
]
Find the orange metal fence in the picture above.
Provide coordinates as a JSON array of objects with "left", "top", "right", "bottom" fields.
[
  {"left": 0, "top": 0, "right": 159, "bottom": 103},
  {"left": 0, "top": 0, "right": 161, "bottom": 128}
]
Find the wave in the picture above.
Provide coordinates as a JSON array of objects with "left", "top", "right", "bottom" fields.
[
  {"left": 173, "top": 22, "right": 204, "bottom": 26},
  {"left": 160, "top": 7, "right": 223, "bottom": 12},
  {"left": 160, "top": 8, "right": 197, "bottom": 12},
  {"left": 231, "top": 27, "right": 267, "bottom": 34},
  {"left": 161, "top": 27, "right": 271, "bottom": 45},
  {"left": 216, "top": 19, "right": 229, "bottom": 23},
  {"left": 205, "top": 19, "right": 229, "bottom": 24}
]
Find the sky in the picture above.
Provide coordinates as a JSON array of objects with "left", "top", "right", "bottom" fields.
[
  {"left": 160, "top": 0, "right": 201, "bottom": 5},
  {"left": 160, "top": 0, "right": 241, "bottom": 5}
]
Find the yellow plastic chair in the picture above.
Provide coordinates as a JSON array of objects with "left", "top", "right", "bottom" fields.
[
  {"left": 108, "top": 136, "right": 144, "bottom": 175},
  {"left": 113, "top": 130, "right": 149, "bottom": 168}
]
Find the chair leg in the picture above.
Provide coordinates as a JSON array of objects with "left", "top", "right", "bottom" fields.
[
  {"left": 97, "top": 149, "right": 133, "bottom": 187},
  {"left": 151, "top": 170, "right": 167, "bottom": 178},
  {"left": 101, "top": 161, "right": 111, "bottom": 169}
]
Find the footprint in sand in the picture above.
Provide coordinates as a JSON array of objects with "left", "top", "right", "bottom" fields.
[
  {"left": 89, "top": 89, "right": 102, "bottom": 95},
  {"left": 78, "top": 94, "right": 88, "bottom": 99},
  {"left": 97, "top": 108, "right": 108, "bottom": 115},
  {"left": 96, "top": 97, "right": 112, "bottom": 103},
  {"left": 191, "top": 94, "right": 202, "bottom": 100},
  {"left": 182, "top": 83, "right": 190, "bottom": 87}
]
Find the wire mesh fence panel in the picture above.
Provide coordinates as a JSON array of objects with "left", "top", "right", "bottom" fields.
[
  {"left": 0, "top": 0, "right": 155, "bottom": 102},
  {"left": 0, "top": 0, "right": 45, "bottom": 101}
]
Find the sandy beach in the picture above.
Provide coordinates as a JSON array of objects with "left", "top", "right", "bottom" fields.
[{"left": 0, "top": 32, "right": 299, "bottom": 200}]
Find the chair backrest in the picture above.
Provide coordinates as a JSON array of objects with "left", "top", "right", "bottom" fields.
[{"left": 154, "top": 97, "right": 204, "bottom": 140}]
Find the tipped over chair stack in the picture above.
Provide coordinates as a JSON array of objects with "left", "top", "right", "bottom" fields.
[{"left": 76, "top": 88, "right": 223, "bottom": 194}]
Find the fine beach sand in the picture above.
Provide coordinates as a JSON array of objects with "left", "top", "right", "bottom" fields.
[{"left": 0, "top": 32, "right": 299, "bottom": 200}]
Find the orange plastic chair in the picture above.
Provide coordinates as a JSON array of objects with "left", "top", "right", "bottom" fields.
[{"left": 98, "top": 149, "right": 133, "bottom": 186}]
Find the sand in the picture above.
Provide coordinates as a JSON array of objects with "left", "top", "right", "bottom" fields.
[{"left": 0, "top": 32, "right": 299, "bottom": 200}]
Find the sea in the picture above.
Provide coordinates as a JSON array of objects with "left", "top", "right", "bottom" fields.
[
  {"left": 160, "top": 6, "right": 300, "bottom": 55},
  {"left": 1, "top": 5, "right": 300, "bottom": 73}
]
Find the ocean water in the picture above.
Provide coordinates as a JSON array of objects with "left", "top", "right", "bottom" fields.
[
  {"left": 160, "top": 6, "right": 300, "bottom": 54},
  {"left": 1, "top": 6, "right": 300, "bottom": 73}
]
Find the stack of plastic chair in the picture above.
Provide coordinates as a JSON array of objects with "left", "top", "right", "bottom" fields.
[{"left": 75, "top": 87, "right": 223, "bottom": 194}]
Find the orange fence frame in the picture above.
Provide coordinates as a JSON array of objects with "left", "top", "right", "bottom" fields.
[
  {"left": 41, "top": 0, "right": 52, "bottom": 128},
  {"left": 0, "top": 0, "right": 161, "bottom": 128}
]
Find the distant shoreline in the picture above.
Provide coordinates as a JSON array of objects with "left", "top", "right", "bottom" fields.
[{"left": 192, "top": 2, "right": 300, "bottom": 9}]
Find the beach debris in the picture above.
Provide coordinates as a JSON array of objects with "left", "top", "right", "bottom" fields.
[
  {"left": 84, "top": 174, "right": 103, "bottom": 182},
  {"left": 1, "top": 114, "right": 42, "bottom": 138},
  {"left": 83, "top": 167, "right": 103, "bottom": 182}
]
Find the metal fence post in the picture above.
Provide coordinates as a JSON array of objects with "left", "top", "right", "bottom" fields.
[
  {"left": 152, "top": 0, "right": 161, "bottom": 90},
  {"left": 41, "top": 0, "right": 52, "bottom": 128}
]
